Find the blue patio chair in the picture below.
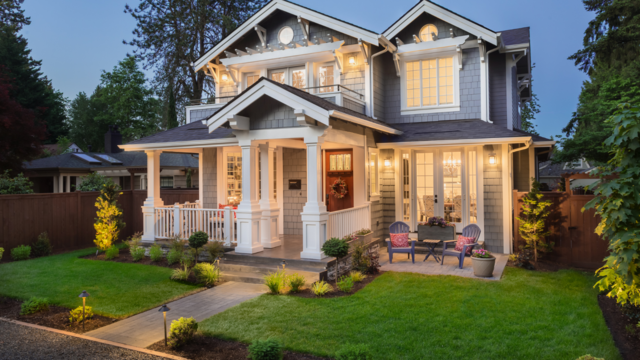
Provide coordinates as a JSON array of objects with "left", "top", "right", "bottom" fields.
[
  {"left": 441, "top": 224, "right": 482, "bottom": 269},
  {"left": 385, "top": 221, "right": 415, "bottom": 264}
]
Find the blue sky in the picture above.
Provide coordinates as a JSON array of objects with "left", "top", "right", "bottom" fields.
[{"left": 21, "top": 0, "right": 593, "bottom": 139}]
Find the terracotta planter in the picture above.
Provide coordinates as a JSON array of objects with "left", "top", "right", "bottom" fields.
[
  {"left": 417, "top": 225, "right": 455, "bottom": 241},
  {"left": 472, "top": 256, "right": 496, "bottom": 277}
]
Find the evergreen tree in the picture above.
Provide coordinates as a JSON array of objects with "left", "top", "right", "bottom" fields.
[
  {"left": 516, "top": 180, "right": 553, "bottom": 263},
  {"left": 167, "top": 84, "right": 178, "bottom": 129},
  {"left": 67, "top": 87, "right": 109, "bottom": 152},
  {"left": 0, "top": 0, "right": 30, "bottom": 31}
]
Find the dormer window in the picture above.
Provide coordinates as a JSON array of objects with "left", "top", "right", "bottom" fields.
[
  {"left": 278, "top": 26, "right": 294, "bottom": 45},
  {"left": 419, "top": 24, "right": 438, "bottom": 42}
]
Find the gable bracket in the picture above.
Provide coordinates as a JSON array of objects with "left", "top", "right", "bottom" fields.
[
  {"left": 313, "top": 36, "right": 326, "bottom": 45},
  {"left": 358, "top": 39, "right": 370, "bottom": 64},
  {"left": 395, "top": 37, "right": 405, "bottom": 47},
  {"left": 224, "top": 50, "right": 237, "bottom": 58},
  {"left": 393, "top": 53, "right": 401, "bottom": 77},
  {"left": 228, "top": 115, "right": 250, "bottom": 130},
  {"left": 254, "top": 25, "right": 267, "bottom": 47},
  {"left": 477, "top": 37, "right": 486, "bottom": 63},
  {"left": 294, "top": 109, "right": 317, "bottom": 127},
  {"left": 456, "top": 45, "right": 463, "bottom": 70},
  {"left": 412, "top": 35, "right": 421, "bottom": 44},
  {"left": 224, "top": 66, "right": 238, "bottom": 85},
  {"left": 206, "top": 63, "right": 219, "bottom": 83},
  {"left": 297, "top": 16, "right": 310, "bottom": 41},
  {"left": 333, "top": 50, "right": 343, "bottom": 74}
]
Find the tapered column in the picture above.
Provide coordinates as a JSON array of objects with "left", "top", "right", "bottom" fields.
[
  {"left": 142, "top": 150, "right": 163, "bottom": 243},
  {"left": 259, "top": 143, "right": 281, "bottom": 248},
  {"left": 300, "top": 137, "right": 328, "bottom": 260},
  {"left": 235, "top": 142, "right": 263, "bottom": 254}
]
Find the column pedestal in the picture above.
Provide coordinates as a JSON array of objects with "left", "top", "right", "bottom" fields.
[{"left": 234, "top": 143, "right": 264, "bottom": 254}]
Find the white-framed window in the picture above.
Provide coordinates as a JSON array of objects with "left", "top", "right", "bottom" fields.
[
  {"left": 268, "top": 67, "right": 306, "bottom": 89},
  {"left": 317, "top": 62, "right": 336, "bottom": 93},
  {"left": 245, "top": 72, "right": 260, "bottom": 88},
  {"left": 160, "top": 177, "right": 174, "bottom": 188},
  {"left": 401, "top": 52, "right": 460, "bottom": 115},
  {"left": 226, "top": 152, "right": 242, "bottom": 205},
  {"left": 419, "top": 24, "right": 438, "bottom": 42},
  {"left": 369, "top": 150, "right": 379, "bottom": 199},
  {"left": 278, "top": 26, "right": 294, "bottom": 45}
]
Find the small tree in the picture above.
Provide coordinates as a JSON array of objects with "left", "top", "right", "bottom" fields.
[
  {"left": 93, "top": 183, "right": 125, "bottom": 251},
  {"left": 321, "top": 237, "right": 350, "bottom": 283},
  {"left": 0, "top": 170, "right": 33, "bottom": 194},
  {"left": 188, "top": 231, "right": 208, "bottom": 265},
  {"left": 76, "top": 172, "right": 114, "bottom": 192},
  {"left": 516, "top": 179, "right": 553, "bottom": 264}
]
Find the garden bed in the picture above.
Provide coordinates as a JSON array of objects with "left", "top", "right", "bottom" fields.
[
  {"left": 598, "top": 295, "right": 640, "bottom": 360},
  {"left": 0, "top": 297, "right": 116, "bottom": 333},
  {"left": 81, "top": 251, "right": 184, "bottom": 269},
  {"left": 287, "top": 272, "right": 383, "bottom": 299},
  {"left": 506, "top": 259, "right": 574, "bottom": 272},
  {"left": 148, "top": 334, "right": 328, "bottom": 360}
]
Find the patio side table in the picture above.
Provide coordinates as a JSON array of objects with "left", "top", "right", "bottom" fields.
[{"left": 422, "top": 239, "right": 442, "bottom": 263}]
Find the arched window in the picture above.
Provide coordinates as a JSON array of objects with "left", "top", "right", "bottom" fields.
[{"left": 419, "top": 24, "right": 438, "bottom": 42}]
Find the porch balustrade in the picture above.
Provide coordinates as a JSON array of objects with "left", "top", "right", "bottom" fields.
[
  {"left": 154, "top": 204, "right": 237, "bottom": 246},
  {"left": 327, "top": 203, "right": 371, "bottom": 240}
]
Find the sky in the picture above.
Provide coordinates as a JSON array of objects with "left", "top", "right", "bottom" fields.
[{"left": 20, "top": 0, "right": 594, "bottom": 139}]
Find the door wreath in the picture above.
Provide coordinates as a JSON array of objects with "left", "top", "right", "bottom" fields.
[{"left": 329, "top": 178, "right": 348, "bottom": 199}]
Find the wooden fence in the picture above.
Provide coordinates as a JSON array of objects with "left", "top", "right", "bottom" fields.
[
  {"left": 513, "top": 191, "right": 609, "bottom": 269},
  {"left": 0, "top": 190, "right": 199, "bottom": 252}
]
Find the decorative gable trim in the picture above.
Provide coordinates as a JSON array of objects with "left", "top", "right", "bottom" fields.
[
  {"left": 382, "top": 0, "right": 498, "bottom": 45},
  {"left": 194, "top": 0, "right": 379, "bottom": 72}
]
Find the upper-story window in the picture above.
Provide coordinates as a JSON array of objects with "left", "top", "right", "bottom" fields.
[
  {"left": 246, "top": 73, "right": 260, "bottom": 88},
  {"left": 402, "top": 54, "right": 459, "bottom": 114},
  {"left": 318, "top": 62, "right": 335, "bottom": 93},
  {"left": 419, "top": 24, "right": 438, "bottom": 42},
  {"left": 269, "top": 67, "right": 306, "bottom": 89},
  {"left": 278, "top": 26, "right": 294, "bottom": 45}
]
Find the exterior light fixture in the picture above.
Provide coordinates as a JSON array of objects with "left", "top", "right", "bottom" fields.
[
  {"left": 159, "top": 304, "right": 171, "bottom": 346},
  {"left": 78, "top": 290, "right": 90, "bottom": 331},
  {"left": 489, "top": 154, "right": 496, "bottom": 164},
  {"left": 348, "top": 56, "right": 356, "bottom": 65},
  {"left": 281, "top": 260, "right": 287, "bottom": 270},
  {"left": 384, "top": 159, "right": 391, "bottom": 167},
  {"left": 222, "top": 74, "right": 228, "bottom": 81}
]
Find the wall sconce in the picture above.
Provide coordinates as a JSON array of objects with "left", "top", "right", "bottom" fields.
[
  {"left": 221, "top": 74, "right": 228, "bottom": 82},
  {"left": 384, "top": 159, "right": 391, "bottom": 167},
  {"left": 348, "top": 56, "right": 356, "bottom": 65},
  {"left": 489, "top": 153, "right": 496, "bottom": 165}
]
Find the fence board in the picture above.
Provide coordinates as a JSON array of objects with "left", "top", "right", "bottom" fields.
[{"left": 0, "top": 190, "right": 198, "bottom": 252}]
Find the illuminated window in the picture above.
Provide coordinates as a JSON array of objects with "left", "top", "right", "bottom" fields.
[
  {"left": 226, "top": 152, "right": 242, "bottom": 205},
  {"left": 246, "top": 74, "right": 260, "bottom": 88},
  {"left": 270, "top": 71, "right": 285, "bottom": 84},
  {"left": 468, "top": 150, "right": 478, "bottom": 224},
  {"left": 291, "top": 68, "right": 306, "bottom": 89},
  {"left": 402, "top": 153, "right": 411, "bottom": 222},
  {"left": 419, "top": 24, "right": 438, "bottom": 42},
  {"left": 318, "top": 64, "right": 335, "bottom": 92},
  {"left": 406, "top": 57, "right": 454, "bottom": 108}
]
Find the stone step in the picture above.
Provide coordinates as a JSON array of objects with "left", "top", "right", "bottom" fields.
[
  {"left": 221, "top": 253, "right": 331, "bottom": 270},
  {"left": 220, "top": 267, "right": 321, "bottom": 285}
]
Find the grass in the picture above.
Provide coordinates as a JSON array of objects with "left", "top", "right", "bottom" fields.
[
  {"left": 0, "top": 248, "right": 200, "bottom": 318},
  {"left": 200, "top": 268, "right": 620, "bottom": 360}
]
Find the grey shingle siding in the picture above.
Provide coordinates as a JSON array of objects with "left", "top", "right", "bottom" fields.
[
  {"left": 373, "top": 51, "right": 385, "bottom": 121},
  {"left": 394, "top": 12, "right": 474, "bottom": 44},
  {"left": 380, "top": 149, "right": 396, "bottom": 240},
  {"left": 483, "top": 145, "right": 503, "bottom": 253},
  {"left": 489, "top": 52, "right": 507, "bottom": 128},
  {"left": 202, "top": 148, "right": 217, "bottom": 208},
  {"left": 341, "top": 51, "right": 365, "bottom": 98},
  {"left": 511, "top": 66, "right": 521, "bottom": 130},
  {"left": 189, "top": 108, "right": 220, "bottom": 123},
  {"left": 283, "top": 148, "right": 306, "bottom": 235},
  {"left": 240, "top": 96, "right": 300, "bottom": 129},
  {"left": 343, "top": 98, "right": 365, "bottom": 114}
]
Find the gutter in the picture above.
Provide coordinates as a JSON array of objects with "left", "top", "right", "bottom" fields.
[{"left": 328, "top": 110, "right": 402, "bottom": 135}]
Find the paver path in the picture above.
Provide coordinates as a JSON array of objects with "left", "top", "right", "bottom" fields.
[
  {"left": 379, "top": 248, "right": 508, "bottom": 281},
  {"left": 87, "top": 281, "right": 265, "bottom": 348}
]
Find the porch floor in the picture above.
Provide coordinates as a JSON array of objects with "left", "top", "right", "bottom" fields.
[
  {"left": 228, "top": 235, "right": 332, "bottom": 264},
  {"left": 378, "top": 247, "right": 509, "bottom": 281}
]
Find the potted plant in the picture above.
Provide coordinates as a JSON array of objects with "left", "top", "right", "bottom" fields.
[
  {"left": 417, "top": 216, "right": 456, "bottom": 241},
  {"left": 471, "top": 249, "right": 495, "bottom": 277},
  {"left": 354, "top": 228, "right": 373, "bottom": 245}
]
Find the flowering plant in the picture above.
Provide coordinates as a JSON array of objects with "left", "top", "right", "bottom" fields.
[
  {"left": 472, "top": 249, "right": 492, "bottom": 258},
  {"left": 343, "top": 233, "right": 358, "bottom": 242},
  {"left": 329, "top": 178, "right": 348, "bottom": 199},
  {"left": 420, "top": 216, "right": 454, "bottom": 228}
]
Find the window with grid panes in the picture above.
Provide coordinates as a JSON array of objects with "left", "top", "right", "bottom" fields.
[{"left": 406, "top": 57, "right": 454, "bottom": 108}]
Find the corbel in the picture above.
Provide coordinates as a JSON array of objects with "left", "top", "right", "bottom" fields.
[
  {"left": 314, "top": 36, "right": 326, "bottom": 45},
  {"left": 228, "top": 115, "right": 250, "bottom": 130},
  {"left": 393, "top": 53, "right": 401, "bottom": 77},
  {"left": 333, "top": 50, "right": 343, "bottom": 74},
  {"left": 297, "top": 16, "right": 310, "bottom": 42},
  {"left": 245, "top": 47, "right": 258, "bottom": 55},
  {"left": 412, "top": 35, "right": 421, "bottom": 44},
  {"left": 224, "top": 66, "right": 238, "bottom": 85},
  {"left": 477, "top": 37, "right": 486, "bottom": 63},
  {"left": 267, "top": 44, "right": 279, "bottom": 52},
  {"left": 450, "top": 28, "right": 455, "bottom": 38},
  {"left": 456, "top": 45, "right": 463, "bottom": 70},
  {"left": 254, "top": 25, "right": 267, "bottom": 47},
  {"left": 206, "top": 63, "right": 219, "bottom": 83},
  {"left": 223, "top": 50, "right": 237, "bottom": 58},
  {"left": 431, "top": 32, "right": 437, "bottom": 41},
  {"left": 294, "top": 109, "right": 316, "bottom": 127},
  {"left": 235, "top": 49, "right": 249, "bottom": 57},
  {"left": 395, "top": 37, "right": 404, "bottom": 47},
  {"left": 358, "top": 39, "right": 369, "bottom": 64}
]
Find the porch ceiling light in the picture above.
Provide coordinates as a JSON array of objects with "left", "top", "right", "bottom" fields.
[
  {"left": 222, "top": 74, "right": 228, "bottom": 82},
  {"left": 489, "top": 154, "right": 496, "bottom": 164},
  {"left": 384, "top": 159, "right": 391, "bottom": 167},
  {"left": 348, "top": 56, "right": 356, "bottom": 65}
]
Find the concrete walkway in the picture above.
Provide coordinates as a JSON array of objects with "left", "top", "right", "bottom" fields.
[
  {"left": 86, "top": 282, "right": 265, "bottom": 348},
  {"left": 379, "top": 248, "right": 509, "bottom": 281}
]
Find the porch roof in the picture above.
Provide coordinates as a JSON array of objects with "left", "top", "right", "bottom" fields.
[
  {"left": 23, "top": 151, "right": 199, "bottom": 171},
  {"left": 377, "top": 119, "right": 553, "bottom": 145}
]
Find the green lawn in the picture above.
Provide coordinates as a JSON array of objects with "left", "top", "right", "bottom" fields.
[
  {"left": 200, "top": 268, "right": 619, "bottom": 360},
  {"left": 0, "top": 248, "right": 201, "bottom": 317}
]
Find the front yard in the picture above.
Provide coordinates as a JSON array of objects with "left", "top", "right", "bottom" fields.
[
  {"left": 0, "top": 248, "right": 201, "bottom": 317},
  {"left": 199, "top": 268, "right": 619, "bottom": 360}
]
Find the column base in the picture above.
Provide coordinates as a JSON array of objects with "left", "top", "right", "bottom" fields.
[
  {"left": 141, "top": 205, "right": 156, "bottom": 243},
  {"left": 260, "top": 206, "right": 281, "bottom": 249},
  {"left": 236, "top": 205, "right": 264, "bottom": 254},
  {"left": 300, "top": 211, "right": 328, "bottom": 260}
]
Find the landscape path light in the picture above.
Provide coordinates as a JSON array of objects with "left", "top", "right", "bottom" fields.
[
  {"left": 78, "top": 290, "right": 90, "bottom": 331},
  {"left": 281, "top": 260, "right": 287, "bottom": 271},
  {"left": 159, "top": 304, "right": 171, "bottom": 346}
]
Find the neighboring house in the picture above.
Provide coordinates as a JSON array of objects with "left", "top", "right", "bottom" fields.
[
  {"left": 43, "top": 142, "right": 83, "bottom": 154},
  {"left": 24, "top": 127, "right": 199, "bottom": 193},
  {"left": 538, "top": 158, "right": 596, "bottom": 191},
  {"left": 120, "top": 0, "right": 554, "bottom": 258}
]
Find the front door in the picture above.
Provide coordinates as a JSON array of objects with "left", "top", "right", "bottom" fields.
[{"left": 325, "top": 149, "right": 354, "bottom": 212}]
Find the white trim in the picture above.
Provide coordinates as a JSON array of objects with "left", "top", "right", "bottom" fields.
[
  {"left": 382, "top": 1, "right": 497, "bottom": 45},
  {"left": 377, "top": 136, "right": 536, "bottom": 148},
  {"left": 396, "top": 35, "right": 468, "bottom": 55},
  {"left": 221, "top": 41, "right": 343, "bottom": 68},
  {"left": 502, "top": 143, "right": 511, "bottom": 254},
  {"left": 368, "top": 148, "right": 380, "bottom": 199},
  {"left": 194, "top": 0, "right": 379, "bottom": 71},
  {"left": 476, "top": 145, "right": 485, "bottom": 243},
  {"left": 327, "top": 110, "right": 402, "bottom": 135},
  {"left": 119, "top": 138, "right": 238, "bottom": 152},
  {"left": 401, "top": 105, "right": 461, "bottom": 116}
]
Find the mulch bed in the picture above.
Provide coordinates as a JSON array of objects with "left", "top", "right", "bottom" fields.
[
  {"left": 598, "top": 295, "right": 640, "bottom": 360},
  {"left": 0, "top": 297, "right": 116, "bottom": 334},
  {"left": 285, "top": 271, "right": 383, "bottom": 299},
  {"left": 81, "top": 251, "right": 184, "bottom": 270},
  {"left": 148, "top": 334, "right": 329, "bottom": 360},
  {"left": 506, "top": 259, "right": 575, "bottom": 272}
]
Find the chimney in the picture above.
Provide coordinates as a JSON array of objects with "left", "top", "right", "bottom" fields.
[
  {"left": 104, "top": 125, "right": 123, "bottom": 154},
  {"left": 87, "top": 145, "right": 92, "bottom": 152}
]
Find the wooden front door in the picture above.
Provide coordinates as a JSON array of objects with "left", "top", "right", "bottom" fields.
[{"left": 325, "top": 149, "right": 354, "bottom": 212}]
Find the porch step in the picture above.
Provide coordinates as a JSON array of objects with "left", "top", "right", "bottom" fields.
[
  {"left": 219, "top": 263, "right": 322, "bottom": 284},
  {"left": 222, "top": 253, "right": 331, "bottom": 271}
]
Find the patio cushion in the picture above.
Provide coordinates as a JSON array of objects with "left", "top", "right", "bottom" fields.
[
  {"left": 390, "top": 233, "right": 409, "bottom": 248},
  {"left": 454, "top": 235, "right": 475, "bottom": 254}
]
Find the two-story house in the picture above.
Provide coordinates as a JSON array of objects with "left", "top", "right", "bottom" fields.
[{"left": 120, "top": 0, "right": 554, "bottom": 260}]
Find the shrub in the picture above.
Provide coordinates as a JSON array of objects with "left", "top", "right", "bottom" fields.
[
  {"left": 170, "top": 235, "right": 186, "bottom": 253},
  {"left": 204, "top": 240, "right": 224, "bottom": 262},
  {"left": 167, "top": 248, "right": 182, "bottom": 265},
  {"left": 188, "top": 231, "right": 209, "bottom": 264},
  {"left": 171, "top": 266, "right": 191, "bottom": 281},
  {"left": 169, "top": 317, "right": 198, "bottom": 348},
  {"left": 131, "top": 246, "right": 145, "bottom": 262},
  {"left": 194, "top": 263, "right": 219, "bottom": 286},
  {"left": 69, "top": 306, "right": 94, "bottom": 323},
  {"left": 20, "top": 297, "right": 49, "bottom": 315},
  {"left": 287, "top": 273, "right": 306, "bottom": 293},
  {"left": 311, "top": 281, "right": 331, "bottom": 297},
  {"left": 149, "top": 243, "right": 163, "bottom": 262},
  {"left": 104, "top": 246, "right": 119, "bottom": 260},
  {"left": 76, "top": 172, "right": 114, "bottom": 192},
  {"left": 11, "top": 245, "right": 31, "bottom": 261},
  {"left": 516, "top": 180, "right": 553, "bottom": 263},
  {"left": 0, "top": 170, "right": 33, "bottom": 194},
  {"left": 0, "top": 247, "right": 4, "bottom": 261},
  {"left": 576, "top": 356, "right": 604, "bottom": 360},
  {"left": 349, "top": 271, "right": 366, "bottom": 282},
  {"left": 335, "top": 344, "right": 372, "bottom": 360},
  {"left": 351, "top": 242, "right": 369, "bottom": 273},
  {"left": 180, "top": 249, "right": 195, "bottom": 268},
  {"left": 127, "top": 232, "right": 142, "bottom": 249},
  {"left": 31, "top": 232, "right": 52, "bottom": 257},
  {"left": 322, "top": 237, "right": 350, "bottom": 282},
  {"left": 248, "top": 338, "right": 283, "bottom": 360},
  {"left": 337, "top": 276, "right": 354, "bottom": 293},
  {"left": 361, "top": 247, "right": 381, "bottom": 275},
  {"left": 93, "top": 182, "right": 126, "bottom": 251},
  {"left": 264, "top": 270, "right": 287, "bottom": 294}
]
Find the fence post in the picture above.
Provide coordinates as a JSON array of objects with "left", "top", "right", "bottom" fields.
[
  {"left": 173, "top": 203, "right": 180, "bottom": 238},
  {"left": 224, "top": 206, "right": 232, "bottom": 246}
]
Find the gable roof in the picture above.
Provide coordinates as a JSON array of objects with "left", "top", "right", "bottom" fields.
[
  {"left": 24, "top": 152, "right": 199, "bottom": 171},
  {"left": 194, "top": 0, "right": 379, "bottom": 71},
  {"left": 382, "top": 0, "right": 498, "bottom": 45},
  {"left": 500, "top": 27, "right": 530, "bottom": 46}
]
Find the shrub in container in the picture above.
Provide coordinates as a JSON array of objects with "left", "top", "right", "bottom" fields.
[
  {"left": 169, "top": 317, "right": 198, "bottom": 348},
  {"left": 471, "top": 249, "right": 496, "bottom": 277},
  {"left": 354, "top": 228, "right": 373, "bottom": 245},
  {"left": 248, "top": 338, "right": 283, "bottom": 360},
  {"left": 32, "top": 232, "right": 52, "bottom": 257},
  {"left": 11, "top": 245, "right": 31, "bottom": 261}
]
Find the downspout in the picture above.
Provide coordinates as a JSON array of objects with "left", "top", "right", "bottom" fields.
[
  {"left": 370, "top": 45, "right": 389, "bottom": 119},
  {"left": 507, "top": 139, "right": 532, "bottom": 253}
]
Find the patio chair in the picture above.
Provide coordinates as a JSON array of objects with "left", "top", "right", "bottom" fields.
[
  {"left": 385, "top": 221, "right": 415, "bottom": 264},
  {"left": 441, "top": 224, "right": 482, "bottom": 269}
]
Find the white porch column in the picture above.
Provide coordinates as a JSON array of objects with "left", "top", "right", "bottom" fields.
[
  {"left": 142, "top": 150, "right": 163, "bottom": 243},
  {"left": 235, "top": 142, "right": 263, "bottom": 254},
  {"left": 58, "top": 174, "right": 64, "bottom": 193},
  {"left": 300, "top": 136, "right": 328, "bottom": 260},
  {"left": 259, "top": 143, "right": 281, "bottom": 248},
  {"left": 53, "top": 176, "right": 59, "bottom": 193}
]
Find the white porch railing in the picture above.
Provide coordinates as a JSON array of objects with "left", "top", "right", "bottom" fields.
[
  {"left": 327, "top": 203, "right": 371, "bottom": 239},
  {"left": 154, "top": 204, "right": 237, "bottom": 246}
]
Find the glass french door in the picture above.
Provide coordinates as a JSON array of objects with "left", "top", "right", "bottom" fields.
[{"left": 441, "top": 150, "right": 463, "bottom": 230}]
